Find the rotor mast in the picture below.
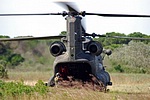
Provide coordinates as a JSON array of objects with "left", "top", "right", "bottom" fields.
[{"left": 65, "top": 12, "right": 83, "bottom": 61}]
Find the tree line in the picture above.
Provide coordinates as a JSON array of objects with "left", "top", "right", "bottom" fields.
[
  {"left": 0, "top": 32, "right": 149, "bottom": 74},
  {"left": 94, "top": 32, "right": 150, "bottom": 50}
]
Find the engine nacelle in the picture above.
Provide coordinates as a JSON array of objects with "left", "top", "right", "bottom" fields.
[
  {"left": 87, "top": 41, "right": 103, "bottom": 56},
  {"left": 50, "top": 41, "right": 66, "bottom": 57}
]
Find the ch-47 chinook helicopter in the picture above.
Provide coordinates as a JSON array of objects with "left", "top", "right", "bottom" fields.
[{"left": 0, "top": 2, "right": 150, "bottom": 91}]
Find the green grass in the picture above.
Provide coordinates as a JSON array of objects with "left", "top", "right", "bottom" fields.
[
  {"left": 1, "top": 72, "right": 150, "bottom": 100},
  {"left": 1, "top": 85, "right": 150, "bottom": 100}
]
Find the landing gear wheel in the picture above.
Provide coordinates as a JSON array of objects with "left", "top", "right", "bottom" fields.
[{"left": 47, "top": 76, "right": 55, "bottom": 87}]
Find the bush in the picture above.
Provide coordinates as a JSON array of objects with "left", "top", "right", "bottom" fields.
[
  {"left": 110, "top": 41, "right": 150, "bottom": 67},
  {"left": 0, "top": 42, "right": 25, "bottom": 69},
  {"left": 34, "top": 80, "right": 48, "bottom": 95},
  {"left": 0, "top": 80, "right": 49, "bottom": 99},
  {"left": 8, "top": 54, "right": 25, "bottom": 66},
  {"left": 0, "top": 60, "right": 8, "bottom": 78},
  {"left": 109, "top": 41, "right": 150, "bottom": 73},
  {"left": 114, "top": 65, "right": 124, "bottom": 73}
]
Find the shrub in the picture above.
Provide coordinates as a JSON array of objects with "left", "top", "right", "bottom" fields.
[
  {"left": 0, "top": 80, "right": 49, "bottom": 99},
  {"left": 8, "top": 54, "right": 25, "bottom": 67},
  {"left": 110, "top": 41, "right": 150, "bottom": 67},
  {"left": 34, "top": 80, "right": 48, "bottom": 95},
  {"left": 109, "top": 41, "right": 150, "bottom": 73},
  {"left": 114, "top": 65, "right": 124, "bottom": 73}
]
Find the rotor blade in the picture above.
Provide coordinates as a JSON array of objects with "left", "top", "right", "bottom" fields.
[
  {"left": 0, "top": 36, "right": 65, "bottom": 41},
  {"left": 0, "top": 13, "right": 62, "bottom": 16},
  {"left": 98, "top": 35, "right": 150, "bottom": 40},
  {"left": 56, "top": 2, "right": 86, "bottom": 33},
  {"left": 56, "top": 2, "right": 79, "bottom": 12},
  {"left": 81, "top": 25, "right": 86, "bottom": 33},
  {"left": 86, "top": 13, "right": 150, "bottom": 17}
]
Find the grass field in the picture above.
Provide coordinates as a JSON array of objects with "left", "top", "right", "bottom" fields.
[{"left": 1, "top": 71, "right": 150, "bottom": 100}]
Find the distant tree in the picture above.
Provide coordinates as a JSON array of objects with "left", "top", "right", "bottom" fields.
[
  {"left": 95, "top": 32, "right": 150, "bottom": 49},
  {"left": 0, "top": 42, "right": 25, "bottom": 68},
  {"left": 128, "top": 32, "right": 147, "bottom": 37},
  {"left": 59, "top": 31, "right": 67, "bottom": 35},
  {"left": 8, "top": 54, "right": 25, "bottom": 67},
  {"left": 0, "top": 35, "right": 10, "bottom": 38},
  {"left": 95, "top": 32, "right": 129, "bottom": 49},
  {"left": 105, "top": 32, "right": 129, "bottom": 44},
  {"left": 128, "top": 32, "right": 150, "bottom": 44}
]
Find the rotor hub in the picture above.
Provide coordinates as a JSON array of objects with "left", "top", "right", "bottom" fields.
[{"left": 62, "top": 11, "right": 86, "bottom": 17}]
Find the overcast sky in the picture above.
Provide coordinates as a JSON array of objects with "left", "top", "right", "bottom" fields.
[{"left": 0, "top": 0, "right": 150, "bottom": 38}]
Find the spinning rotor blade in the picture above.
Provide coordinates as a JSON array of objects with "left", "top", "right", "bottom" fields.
[
  {"left": 85, "top": 33, "right": 150, "bottom": 40},
  {"left": 56, "top": 2, "right": 86, "bottom": 33},
  {"left": 0, "top": 35, "right": 65, "bottom": 41},
  {"left": 101, "top": 35, "right": 150, "bottom": 40},
  {"left": 0, "top": 13, "right": 62, "bottom": 16},
  {"left": 85, "top": 13, "right": 150, "bottom": 17},
  {"left": 56, "top": 2, "right": 79, "bottom": 12},
  {"left": 1, "top": 12, "right": 149, "bottom": 18}
]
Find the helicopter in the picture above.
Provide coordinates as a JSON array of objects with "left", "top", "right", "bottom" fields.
[{"left": 0, "top": 2, "right": 150, "bottom": 91}]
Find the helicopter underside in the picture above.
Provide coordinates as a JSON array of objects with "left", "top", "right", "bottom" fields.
[
  {"left": 55, "top": 62, "right": 92, "bottom": 81},
  {"left": 48, "top": 61, "right": 108, "bottom": 92}
]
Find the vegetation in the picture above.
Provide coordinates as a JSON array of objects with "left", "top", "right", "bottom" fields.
[
  {"left": 0, "top": 31, "right": 150, "bottom": 99},
  {"left": 1, "top": 72, "right": 150, "bottom": 100},
  {"left": 0, "top": 80, "right": 49, "bottom": 99},
  {"left": 0, "top": 35, "right": 10, "bottom": 38},
  {"left": 104, "top": 41, "right": 150, "bottom": 73},
  {"left": 0, "top": 35, "right": 56, "bottom": 71},
  {"left": 0, "top": 32, "right": 149, "bottom": 73},
  {"left": 0, "top": 60, "right": 8, "bottom": 78},
  {"left": 95, "top": 32, "right": 150, "bottom": 50},
  {"left": 94, "top": 32, "right": 150, "bottom": 73},
  {"left": 0, "top": 39, "right": 25, "bottom": 69}
]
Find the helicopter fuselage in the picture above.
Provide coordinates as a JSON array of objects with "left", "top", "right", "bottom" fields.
[{"left": 49, "top": 15, "right": 112, "bottom": 86}]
